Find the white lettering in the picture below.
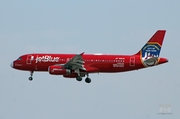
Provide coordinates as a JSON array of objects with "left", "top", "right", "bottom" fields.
[
  {"left": 113, "top": 63, "right": 124, "bottom": 67},
  {"left": 36, "top": 55, "right": 60, "bottom": 63}
]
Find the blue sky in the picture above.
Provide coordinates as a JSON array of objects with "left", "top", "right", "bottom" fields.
[{"left": 0, "top": 0, "right": 180, "bottom": 119}]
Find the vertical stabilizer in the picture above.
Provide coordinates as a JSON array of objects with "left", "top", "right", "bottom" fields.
[
  {"left": 135, "top": 30, "right": 166, "bottom": 57},
  {"left": 135, "top": 30, "right": 166, "bottom": 67}
]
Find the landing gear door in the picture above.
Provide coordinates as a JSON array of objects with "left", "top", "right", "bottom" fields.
[{"left": 26, "top": 55, "right": 34, "bottom": 64}]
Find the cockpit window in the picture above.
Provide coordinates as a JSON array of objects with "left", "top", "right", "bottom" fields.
[{"left": 17, "top": 57, "right": 22, "bottom": 60}]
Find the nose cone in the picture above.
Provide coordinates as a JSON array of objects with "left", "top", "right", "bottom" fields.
[
  {"left": 158, "top": 58, "right": 168, "bottom": 64},
  {"left": 10, "top": 62, "right": 14, "bottom": 68}
]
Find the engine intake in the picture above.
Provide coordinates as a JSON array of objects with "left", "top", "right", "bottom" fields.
[{"left": 48, "top": 65, "right": 71, "bottom": 75}]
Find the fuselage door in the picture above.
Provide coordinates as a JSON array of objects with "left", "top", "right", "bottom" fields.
[
  {"left": 130, "top": 56, "right": 135, "bottom": 66},
  {"left": 26, "top": 55, "right": 34, "bottom": 64}
]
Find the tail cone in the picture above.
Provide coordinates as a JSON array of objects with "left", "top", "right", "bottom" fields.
[{"left": 158, "top": 58, "right": 168, "bottom": 64}]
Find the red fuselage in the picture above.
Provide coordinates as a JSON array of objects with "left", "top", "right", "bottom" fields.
[{"left": 11, "top": 53, "right": 167, "bottom": 73}]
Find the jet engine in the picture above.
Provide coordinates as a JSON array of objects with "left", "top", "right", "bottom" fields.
[{"left": 48, "top": 65, "right": 71, "bottom": 75}]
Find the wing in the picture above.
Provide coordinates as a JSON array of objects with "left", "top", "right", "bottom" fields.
[
  {"left": 59, "top": 52, "right": 99, "bottom": 75},
  {"left": 63, "top": 52, "right": 86, "bottom": 71}
]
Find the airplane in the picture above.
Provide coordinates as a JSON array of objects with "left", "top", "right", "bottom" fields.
[{"left": 11, "top": 30, "right": 168, "bottom": 83}]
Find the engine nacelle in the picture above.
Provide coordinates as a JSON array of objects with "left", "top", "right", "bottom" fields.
[{"left": 48, "top": 65, "right": 71, "bottom": 75}]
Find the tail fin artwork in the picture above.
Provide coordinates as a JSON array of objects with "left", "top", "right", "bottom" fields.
[{"left": 135, "top": 30, "right": 167, "bottom": 66}]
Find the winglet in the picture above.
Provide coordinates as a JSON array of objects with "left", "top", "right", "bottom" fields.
[{"left": 80, "top": 52, "right": 85, "bottom": 56}]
